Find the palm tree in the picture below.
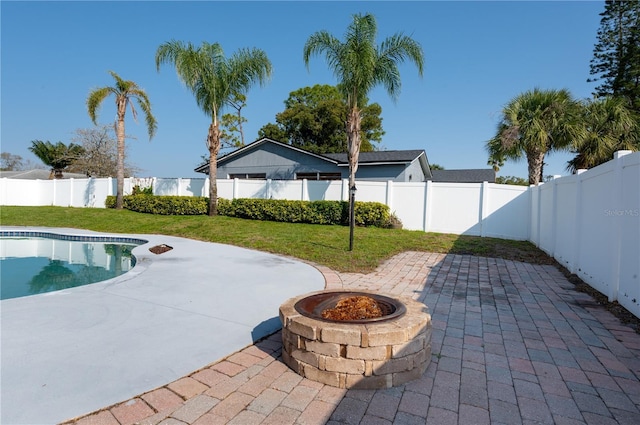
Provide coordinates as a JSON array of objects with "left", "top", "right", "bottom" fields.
[
  {"left": 486, "top": 88, "right": 584, "bottom": 185},
  {"left": 303, "top": 13, "right": 424, "bottom": 250},
  {"left": 87, "top": 71, "right": 157, "bottom": 209},
  {"left": 28, "top": 140, "right": 84, "bottom": 179},
  {"left": 567, "top": 96, "right": 639, "bottom": 172},
  {"left": 155, "top": 41, "right": 272, "bottom": 216}
]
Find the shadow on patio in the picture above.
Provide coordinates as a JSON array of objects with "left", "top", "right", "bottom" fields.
[{"left": 65, "top": 248, "right": 640, "bottom": 424}]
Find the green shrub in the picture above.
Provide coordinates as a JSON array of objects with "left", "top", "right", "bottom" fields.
[
  {"left": 354, "top": 201, "right": 390, "bottom": 227},
  {"left": 131, "top": 185, "right": 153, "bottom": 195},
  {"left": 105, "top": 196, "right": 116, "bottom": 208},
  {"left": 227, "top": 198, "right": 389, "bottom": 227},
  {"left": 308, "top": 200, "right": 343, "bottom": 224},
  {"left": 105, "top": 195, "right": 392, "bottom": 227},
  {"left": 106, "top": 195, "right": 208, "bottom": 215},
  {"left": 216, "top": 198, "right": 234, "bottom": 216}
]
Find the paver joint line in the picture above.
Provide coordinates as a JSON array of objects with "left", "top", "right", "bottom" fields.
[{"left": 61, "top": 251, "right": 640, "bottom": 425}]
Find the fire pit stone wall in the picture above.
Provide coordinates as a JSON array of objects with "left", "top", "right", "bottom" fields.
[{"left": 279, "top": 290, "right": 431, "bottom": 389}]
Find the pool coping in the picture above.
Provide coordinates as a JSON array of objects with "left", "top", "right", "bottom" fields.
[{"left": 0, "top": 230, "right": 149, "bottom": 245}]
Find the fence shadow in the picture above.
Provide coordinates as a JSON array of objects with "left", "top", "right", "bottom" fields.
[{"left": 264, "top": 235, "right": 586, "bottom": 423}]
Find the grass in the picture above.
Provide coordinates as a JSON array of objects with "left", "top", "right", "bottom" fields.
[{"left": 0, "top": 206, "right": 554, "bottom": 273}]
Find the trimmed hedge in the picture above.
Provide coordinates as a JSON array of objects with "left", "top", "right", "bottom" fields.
[
  {"left": 106, "top": 195, "right": 397, "bottom": 228},
  {"left": 105, "top": 195, "right": 208, "bottom": 215},
  {"left": 225, "top": 199, "right": 344, "bottom": 225}
]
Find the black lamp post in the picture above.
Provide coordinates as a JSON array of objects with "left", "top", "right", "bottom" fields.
[{"left": 349, "top": 184, "right": 357, "bottom": 251}]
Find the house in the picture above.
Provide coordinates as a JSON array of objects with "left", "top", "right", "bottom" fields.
[
  {"left": 194, "top": 137, "right": 495, "bottom": 183},
  {"left": 194, "top": 138, "right": 432, "bottom": 182}
]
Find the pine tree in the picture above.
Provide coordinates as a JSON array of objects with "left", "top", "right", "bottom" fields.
[{"left": 588, "top": 0, "right": 640, "bottom": 113}]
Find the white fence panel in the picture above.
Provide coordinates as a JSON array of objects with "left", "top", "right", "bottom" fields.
[
  {"left": 68, "top": 179, "right": 89, "bottom": 207},
  {"left": 267, "top": 179, "right": 304, "bottom": 200},
  {"left": 235, "top": 179, "right": 269, "bottom": 199},
  {"left": 482, "top": 184, "right": 529, "bottom": 240},
  {"left": 154, "top": 178, "right": 181, "bottom": 196},
  {"left": 553, "top": 176, "right": 578, "bottom": 270},
  {"left": 354, "top": 180, "right": 388, "bottom": 204},
  {"left": 182, "top": 178, "right": 207, "bottom": 197},
  {"left": 577, "top": 161, "right": 617, "bottom": 296},
  {"left": 39, "top": 180, "right": 56, "bottom": 206},
  {"left": 429, "top": 183, "right": 483, "bottom": 235},
  {"left": 52, "top": 179, "right": 72, "bottom": 207},
  {"left": 152, "top": 178, "right": 207, "bottom": 197},
  {"left": 216, "top": 179, "right": 232, "bottom": 199},
  {"left": 391, "top": 182, "right": 428, "bottom": 232},
  {"left": 307, "top": 180, "right": 345, "bottom": 201},
  {"left": 537, "top": 182, "right": 556, "bottom": 256},
  {"left": 529, "top": 185, "right": 540, "bottom": 247},
  {"left": 1, "top": 179, "right": 48, "bottom": 206},
  {"left": 94, "top": 178, "right": 115, "bottom": 207},
  {"left": 615, "top": 153, "right": 640, "bottom": 316}
]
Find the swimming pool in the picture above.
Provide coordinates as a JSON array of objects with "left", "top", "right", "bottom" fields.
[{"left": 0, "top": 231, "right": 146, "bottom": 300}]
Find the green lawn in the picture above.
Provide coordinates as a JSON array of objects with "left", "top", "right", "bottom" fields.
[{"left": 0, "top": 206, "right": 553, "bottom": 273}]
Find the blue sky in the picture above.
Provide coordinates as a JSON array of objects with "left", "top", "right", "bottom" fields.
[{"left": 1, "top": 1, "right": 604, "bottom": 179}]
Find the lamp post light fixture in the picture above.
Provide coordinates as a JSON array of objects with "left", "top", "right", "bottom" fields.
[{"left": 349, "top": 184, "right": 357, "bottom": 251}]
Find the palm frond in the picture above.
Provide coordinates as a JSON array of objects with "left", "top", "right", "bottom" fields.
[
  {"left": 303, "top": 12, "right": 423, "bottom": 110},
  {"left": 86, "top": 87, "right": 112, "bottom": 124}
]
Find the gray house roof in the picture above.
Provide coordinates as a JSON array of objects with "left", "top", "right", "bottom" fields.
[
  {"left": 323, "top": 150, "right": 429, "bottom": 165},
  {"left": 194, "top": 138, "right": 338, "bottom": 174},
  {"left": 194, "top": 138, "right": 493, "bottom": 183},
  {"left": 322, "top": 150, "right": 431, "bottom": 179},
  {"left": 430, "top": 169, "right": 496, "bottom": 183},
  {"left": 194, "top": 138, "right": 432, "bottom": 180}
]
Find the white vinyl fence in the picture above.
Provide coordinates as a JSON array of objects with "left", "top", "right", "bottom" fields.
[
  {"left": 530, "top": 151, "right": 639, "bottom": 318},
  {"left": 0, "top": 175, "right": 530, "bottom": 238},
  {"left": 0, "top": 177, "right": 116, "bottom": 208},
  {"left": 2, "top": 151, "right": 638, "bottom": 317},
  {"left": 148, "top": 177, "right": 531, "bottom": 240}
]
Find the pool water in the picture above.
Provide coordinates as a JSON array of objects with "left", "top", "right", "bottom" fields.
[{"left": 1, "top": 236, "right": 143, "bottom": 300}]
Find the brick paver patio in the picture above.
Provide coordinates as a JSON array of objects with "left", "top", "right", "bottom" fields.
[{"left": 65, "top": 252, "right": 640, "bottom": 424}]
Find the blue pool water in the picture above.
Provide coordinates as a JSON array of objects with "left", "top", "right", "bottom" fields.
[{"left": 0, "top": 232, "right": 145, "bottom": 300}]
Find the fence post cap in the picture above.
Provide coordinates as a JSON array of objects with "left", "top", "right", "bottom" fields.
[{"left": 613, "top": 150, "right": 633, "bottom": 159}]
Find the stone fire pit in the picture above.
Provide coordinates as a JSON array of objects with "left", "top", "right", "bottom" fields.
[{"left": 279, "top": 290, "right": 431, "bottom": 389}]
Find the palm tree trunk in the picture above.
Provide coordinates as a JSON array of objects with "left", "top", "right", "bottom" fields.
[
  {"left": 347, "top": 107, "right": 361, "bottom": 251},
  {"left": 347, "top": 107, "right": 362, "bottom": 190},
  {"left": 527, "top": 151, "right": 545, "bottom": 185},
  {"left": 115, "top": 98, "right": 127, "bottom": 209},
  {"left": 207, "top": 122, "right": 221, "bottom": 216}
]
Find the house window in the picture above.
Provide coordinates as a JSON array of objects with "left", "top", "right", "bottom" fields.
[
  {"left": 229, "top": 173, "right": 266, "bottom": 180},
  {"left": 296, "top": 172, "right": 342, "bottom": 181}
]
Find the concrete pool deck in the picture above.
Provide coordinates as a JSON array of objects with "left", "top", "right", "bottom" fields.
[{"left": 0, "top": 227, "right": 325, "bottom": 424}]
